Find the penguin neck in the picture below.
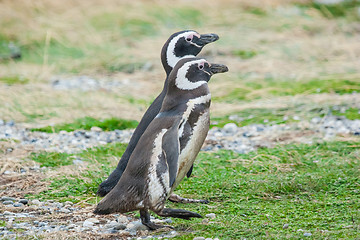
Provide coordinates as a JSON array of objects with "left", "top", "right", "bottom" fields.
[{"left": 160, "top": 85, "right": 210, "bottom": 113}]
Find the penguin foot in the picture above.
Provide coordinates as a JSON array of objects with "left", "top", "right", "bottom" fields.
[
  {"left": 168, "top": 194, "right": 209, "bottom": 204},
  {"left": 97, "top": 169, "right": 122, "bottom": 197},
  {"left": 140, "top": 209, "right": 174, "bottom": 230},
  {"left": 156, "top": 208, "right": 203, "bottom": 220}
]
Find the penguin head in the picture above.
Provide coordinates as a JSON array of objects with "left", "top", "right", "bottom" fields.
[
  {"left": 170, "top": 57, "right": 228, "bottom": 91},
  {"left": 161, "top": 30, "right": 219, "bottom": 76}
]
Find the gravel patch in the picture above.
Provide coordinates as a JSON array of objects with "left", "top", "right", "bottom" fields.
[
  {"left": 1, "top": 114, "right": 360, "bottom": 238},
  {"left": 0, "top": 197, "right": 178, "bottom": 239}
]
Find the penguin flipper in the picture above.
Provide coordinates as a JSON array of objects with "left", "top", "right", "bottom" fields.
[
  {"left": 162, "top": 125, "right": 180, "bottom": 187},
  {"left": 186, "top": 164, "right": 193, "bottom": 178}
]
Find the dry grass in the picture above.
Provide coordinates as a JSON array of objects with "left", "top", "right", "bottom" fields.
[{"left": 1, "top": 0, "right": 360, "bottom": 125}]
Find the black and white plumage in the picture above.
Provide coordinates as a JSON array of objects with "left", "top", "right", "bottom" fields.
[
  {"left": 97, "top": 30, "right": 219, "bottom": 197},
  {"left": 94, "top": 58, "right": 228, "bottom": 230}
]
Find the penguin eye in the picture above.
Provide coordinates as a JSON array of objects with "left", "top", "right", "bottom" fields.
[
  {"left": 185, "top": 35, "right": 193, "bottom": 42},
  {"left": 198, "top": 63, "right": 204, "bottom": 70}
]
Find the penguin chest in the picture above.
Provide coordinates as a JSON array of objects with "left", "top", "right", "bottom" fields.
[{"left": 172, "top": 97, "right": 211, "bottom": 191}]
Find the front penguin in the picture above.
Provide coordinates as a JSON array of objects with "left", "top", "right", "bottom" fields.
[
  {"left": 97, "top": 30, "right": 219, "bottom": 198},
  {"left": 94, "top": 58, "right": 228, "bottom": 230}
]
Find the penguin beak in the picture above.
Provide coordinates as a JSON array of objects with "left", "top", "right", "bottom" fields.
[
  {"left": 209, "top": 64, "right": 229, "bottom": 75},
  {"left": 198, "top": 33, "right": 219, "bottom": 46}
]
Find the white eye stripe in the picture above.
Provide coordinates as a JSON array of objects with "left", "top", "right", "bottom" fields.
[
  {"left": 175, "top": 59, "right": 208, "bottom": 90},
  {"left": 166, "top": 31, "right": 198, "bottom": 68}
]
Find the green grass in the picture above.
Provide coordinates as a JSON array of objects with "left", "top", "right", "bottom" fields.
[
  {"left": 298, "top": 0, "right": 360, "bottom": 19},
  {"left": 31, "top": 117, "right": 138, "bottom": 133},
  {"left": 211, "top": 108, "right": 293, "bottom": 128},
  {"left": 0, "top": 76, "right": 29, "bottom": 85},
  {"left": 27, "top": 140, "right": 360, "bottom": 238},
  {"left": 232, "top": 49, "right": 258, "bottom": 59},
  {"left": 169, "top": 141, "right": 360, "bottom": 239},
  {"left": 29, "top": 143, "right": 127, "bottom": 202},
  {"left": 332, "top": 107, "right": 360, "bottom": 120},
  {"left": 215, "top": 77, "right": 360, "bottom": 102},
  {"left": 30, "top": 151, "right": 73, "bottom": 167}
]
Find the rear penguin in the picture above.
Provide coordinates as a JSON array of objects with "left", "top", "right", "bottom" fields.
[
  {"left": 94, "top": 58, "right": 228, "bottom": 230},
  {"left": 97, "top": 30, "right": 219, "bottom": 198}
]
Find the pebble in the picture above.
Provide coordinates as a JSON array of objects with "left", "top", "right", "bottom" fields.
[
  {"left": 19, "top": 199, "right": 29, "bottom": 205},
  {"left": 283, "top": 223, "right": 289, "bottom": 229},
  {"left": 1, "top": 197, "right": 16, "bottom": 202},
  {"left": 205, "top": 213, "right": 216, "bottom": 219},
  {"left": 304, "top": 232, "right": 312, "bottom": 236},
  {"left": 193, "top": 237, "right": 205, "bottom": 240},
  {"left": 2, "top": 200, "right": 14, "bottom": 205},
  {"left": 13, "top": 203, "right": 24, "bottom": 207}
]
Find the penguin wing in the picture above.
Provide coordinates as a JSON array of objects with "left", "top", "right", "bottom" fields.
[
  {"left": 162, "top": 124, "right": 180, "bottom": 187},
  {"left": 186, "top": 164, "right": 193, "bottom": 178}
]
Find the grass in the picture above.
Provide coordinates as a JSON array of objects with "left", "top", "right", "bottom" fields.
[
  {"left": 214, "top": 77, "right": 360, "bottom": 102},
  {"left": 211, "top": 108, "right": 294, "bottom": 128},
  {"left": 232, "top": 49, "right": 258, "bottom": 59},
  {"left": 31, "top": 117, "right": 138, "bottom": 133},
  {"left": 29, "top": 143, "right": 127, "bottom": 202},
  {"left": 0, "top": 76, "right": 29, "bottom": 85},
  {"left": 298, "top": 0, "right": 360, "bottom": 19},
  {"left": 332, "top": 107, "right": 360, "bottom": 120},
  {"left": 27, "top": 140, "right": 360, "bottom": 238}
]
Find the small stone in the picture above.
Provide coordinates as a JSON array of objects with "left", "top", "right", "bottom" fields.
[
  {"left": 38, "top": 222, "right": 47, "bottom": 227},
  {"left": 31, "top": 199, "right": 41, "bottom": 205},
  {"left": 205, "top": 213, "right": 216, "bottom": 219},
  {"left": 164, "top": 218, "right": 172, "bottom": 224},
  {"left": 193, "top": 237, "right": 205, "bottom": 240},
  {"left": 19, "top": 199, "right": 28, "bottom": 205},
  {"left": 283, "top": 224, "right": 289, "bottom": 229},
  {"left": 83, "top": 220, "right": 94, "bottom": 228},
  {"left": 91, "top": 126, "right": 102, "bottom": 132},
  {"left": 223, "top": 123, "right": 237, "bottom": 134},
  {"left": 2, "top": 201, "right": 14, "bottom": 205},
  {"left": 117, "top": 215, "right": 129, "bottom": 224},
  {"left": 3, "top": 211, "right": 14, "bottom": 216},
  {"left": 304, "top": 232, "right": 312, "bottom": 237},
  {"left": 85, "top": 218, "right": 100, "bottom": 224},
  {"left": 13, "top": 203, "right": 24, "bottom": 207},
  {"left": 127, "top": 221, "right": 148, "bottom": 231},
  {"left": 0, "top": 197, "right": 16, "bottom": 202},
  {"left": 60, "top": 208, "right": 71, "bottom": 213}
]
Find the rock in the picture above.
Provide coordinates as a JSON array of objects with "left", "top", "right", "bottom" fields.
[
  {"left": 60, "top": 208, "right": 71, "bottom": 213},
  {"left": 0, "top": 197, "right": 16, "bottom": 202},
  {"left": 127, "top": 221, "right": 148, "bottom": 231},
  {"left": 205, "top": 213, "right": 216, "bottom": 219},
  {"left": 193, "top": 237, "right": 205, "bottom": 240},
  {"left": 117, "top": 215, "right": 129, "bottom": 224},
  {"left": 13, "top": 203, "right": 24, "bottom": 207},
  {"left": 104, "top": 221, "right": 126, "bottom": 230},
  {"left": 83, "top": 220, "right": 95, "bottom": 228},
  {"left": 84, "top": 218, "right": 100, "bottom": 224},
  {"left": 3, "top": 211, "right": 14, "bottom": 216},
  {"left": 304, "top": 232, "right": 312, "bottom": 236},
  {"left": 31, "top": 199, "right": 41, "bottom": 205},
  {"left": 91, "top": 126, "right": 102, "bottom": 132},
  {"left": 223, "top": 123, "right": 237, "bottom": 134},
  {"left": 2, "top": 201, "right": 14, "bottom": 205},
  {"left": 283, "top": 224, "right": 289, "bottom": 229},
  {"left": 19, "top": 199, "right": 28, "bottom": 205}
]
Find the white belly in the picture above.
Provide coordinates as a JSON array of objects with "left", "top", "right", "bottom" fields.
[{"left": 171, "top": 110, "right": 210, "bottom": 191}]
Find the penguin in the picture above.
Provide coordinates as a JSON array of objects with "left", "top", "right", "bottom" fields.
[
  {"left": 97, "top": 30, "right": 219, "bottom": 198},
  {"left": 94, "top": 58, "right": 228, "bottom": 230}
]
